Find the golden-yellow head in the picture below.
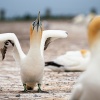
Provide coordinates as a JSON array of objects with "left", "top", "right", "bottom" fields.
[
  {"left": 80, "top": 49, "right": 88, "bottom": 57},
  {"left": 30, "top": 12, "right": 43, "bottom": 42},
  {"left": 88, "top": 16, "right": 100, "bottom": 47}
]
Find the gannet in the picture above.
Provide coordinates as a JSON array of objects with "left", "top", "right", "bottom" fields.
[
  {"left": 70, "top": 16, "right": 100, "bottom": 100},
  {"left": 45, "top": 49, "right": 90, "bottom": 72},
  {"left": 73, "top": 14, "right": 85, "bottom": 24},
  {"left": 0, "top": 12, "right": 68, "bottom": 92},
  {"left": 73, "top": 13, "right": 95, "bottom": 25}
]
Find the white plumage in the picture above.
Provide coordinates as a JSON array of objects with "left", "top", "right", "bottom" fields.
[
  {"left": 45, "top": 50, "right": 90, "bottom": 72},
  {"left": 70, "top": 16, "right": 100, "bottom": 100},
  {"left": 0, "top": 12, "right": 68, "bottom": 92}
]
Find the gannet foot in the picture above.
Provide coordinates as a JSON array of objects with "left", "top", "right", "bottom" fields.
[
  {"left": 37, "top": 84, "right": 48, "bottom": 93},
  {"left": 22, "top": 83, "right": 28, "bottom": 93}
]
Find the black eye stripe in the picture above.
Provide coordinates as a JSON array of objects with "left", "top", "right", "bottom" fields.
[
  {"left": 32, "top": 20, "right": 42, "bottom": 30},
  {"left": 32, "top": 21, "right": 35, "bottom": 26},
  {"left": 32, "top": 20, "right": 42, "bottom": 26},
  {"left": 32, "top": 21, "right": 37, "bottom": 29}
]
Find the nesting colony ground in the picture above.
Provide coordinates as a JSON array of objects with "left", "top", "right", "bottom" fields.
[{"left": 0, "top": 20, "right": 88, "bottom": 100}]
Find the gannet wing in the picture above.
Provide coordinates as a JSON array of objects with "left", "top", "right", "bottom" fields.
[
  {"left": 42, "top": 30, "right": 68, "bottom": 50},
  {"left": 44, "top": 37, "right": 58, "bottom": 50},
  {"left": 0, "top": 33, "right": 15, "bottom": 60}
]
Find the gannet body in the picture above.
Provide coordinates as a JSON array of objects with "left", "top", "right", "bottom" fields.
[
  {"left": 70, "top": 16, "right": 100, "bottom": 100},
  {"left": 0, "top": 12, "right": 68, "bottom": 92},
  {"left": 45, "top": 50, "right": 90, "bottom": 72}
]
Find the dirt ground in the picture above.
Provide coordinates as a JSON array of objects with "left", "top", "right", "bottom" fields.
[{"left": 0, "top": 20, "right": 89, "bottom": 100}]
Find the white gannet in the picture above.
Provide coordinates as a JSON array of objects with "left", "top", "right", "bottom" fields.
[
  {"left": 73, "top": 13, "right": 95, "bottom": 25},
  {"left": 73, "top": 14, "right": 85, "bottom": 24},
  {"left": 70, "top": 16, "right": 100, "bottom": 100},
  {"left": 0, "top": 12, "right": 68, "bottom": 92},
  {"left": 45, "top": 49, "right": 90, "bottom": 72}
]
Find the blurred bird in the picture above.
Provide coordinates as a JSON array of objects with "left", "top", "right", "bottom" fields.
[
  {"left": 73, "top": 13, "right": 95, "bottom": 25},
  {"left": 45, "top": 49, "right": 90, "bottom": 72},
  {"left": 0, "top": 12, "right": 68, "bottom": 92},
  {"left": 70, "top": 16, "right": 100, "bottom": 100},
  {"left": 73, "top": 14, "right": 85, "bottom": 24}
]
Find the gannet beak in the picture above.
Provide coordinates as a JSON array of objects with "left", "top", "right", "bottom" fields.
[
  {"left": 36, "top": 11, "right": 41, "bottom": 32},
  {"left": 32, "top": 11, "right": 41, "bottom": 32}
]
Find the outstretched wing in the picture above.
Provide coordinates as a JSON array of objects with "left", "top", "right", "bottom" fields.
[
  {"left": 43, "top": 30, "right": 68, "bottom": 50},
  {"left": 0, "top": 33, "right": 15, "bottom": 60},
  {"left": 40, "top": 30, "right": 68, "bottom": 57}
]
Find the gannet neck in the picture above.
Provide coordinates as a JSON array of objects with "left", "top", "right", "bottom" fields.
[
  {"left": 88, "top": 16, "right": 100, "bottom": 67},
  {"left": 90, "top": 39, "right": 100, "bottom": 58},
  {"left": 88, "top": 16, "right": 100, "bottom": 56},
  {"left": 30, "top": 34, "right": 42, "bottom": 47},
  {"left": 88, "top": 16, "right": 100, "bottom": 47},
  {"left": 29, "top": 22, "right": 43, "bottom": 57},
  {"left": 29, "top": 39, "right": 41, "bottom": 53},
  {"left": 11, "top": 34, "right": 25, "bottom": 63}
]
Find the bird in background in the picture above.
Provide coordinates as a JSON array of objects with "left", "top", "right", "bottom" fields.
[
  {"left": 70, "top": 16, "right": 100, "bottom": 100},
  {"left": 73, "top": 13, "right": 95, "bottom": 25},
  {"left": 45, "top": 49, "right": 90, "bottom": 72},
  {"left": 0, "top": 12, "right": 68, "bottom": 92}
]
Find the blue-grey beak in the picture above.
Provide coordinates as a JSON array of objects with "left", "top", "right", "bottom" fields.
[{"left": 36, "top": 11, "right": 40, "bottom": 32}]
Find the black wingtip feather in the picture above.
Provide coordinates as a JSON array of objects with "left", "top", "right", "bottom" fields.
[
  {"left": 1, "top": 47, "right": 7, "bottom": 60},
  {"left": 8, "top": 40, "right": 14, "bottom": 46},
  {"left": 1, "top": 40, "right": 14, "bottom": 61}
]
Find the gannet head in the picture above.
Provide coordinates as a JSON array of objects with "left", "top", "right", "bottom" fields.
[
  {"left": 80, "top": 49, "right": 88, "bottom": 57},
  {"left": 88, "top": 16, "right": 100, "bottom": 48},
  {"left": 30, "top": 11, "right": 42, "bottom": 42}
]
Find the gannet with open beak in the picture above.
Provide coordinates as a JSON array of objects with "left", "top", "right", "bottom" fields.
[
  {"left": 70, "top": 16, "right": 100, "bottom": 100},
  {"left": 45, "top": 49, "right": 90, "bottom": 72},
  {"left": 0, "top": 12, "right": 68, "bottom": 92}
]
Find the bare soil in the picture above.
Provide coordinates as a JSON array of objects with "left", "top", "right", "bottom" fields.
[{"left": 0, "top": 20, "right": 88, "bottom": 100}]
